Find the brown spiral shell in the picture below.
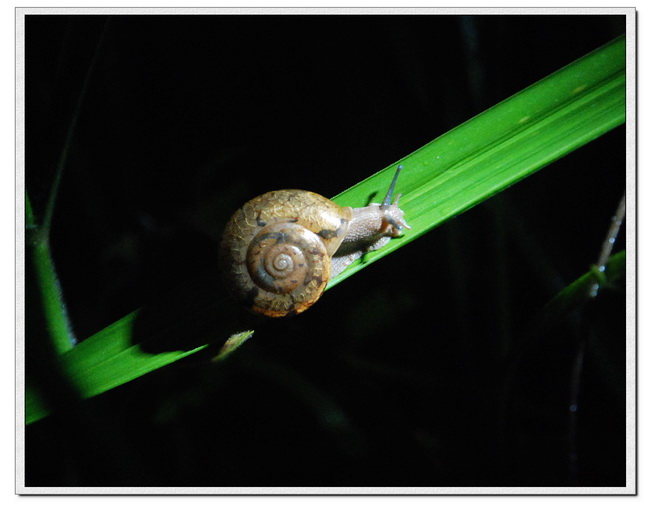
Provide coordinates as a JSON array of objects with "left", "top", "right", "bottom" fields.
[{"left": 219, "top": 190, "right": 353, "bottom": 318}]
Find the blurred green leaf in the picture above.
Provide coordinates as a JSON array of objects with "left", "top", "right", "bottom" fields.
[
  {"left": 26, "top": 194, "right": 77, "bottom": 355},
  {"left": 534, "top": 251, "right": 625, "bottom": 330}
]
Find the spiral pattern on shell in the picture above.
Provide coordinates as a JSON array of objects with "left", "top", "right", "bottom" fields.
[
  {"left": 219, "top": 190, "right": 352, "bottom": 318},
  {"left": 246, "top": 222, "right": 329, "bottom": 314}
]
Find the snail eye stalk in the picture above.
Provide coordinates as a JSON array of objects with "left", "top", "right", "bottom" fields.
[{"left": 381, "top": 165, "right": 403, "bottom": 210}]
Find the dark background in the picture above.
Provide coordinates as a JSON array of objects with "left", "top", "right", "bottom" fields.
[{"left": 25, "top": 13, "right": 627, "bottom": 488}]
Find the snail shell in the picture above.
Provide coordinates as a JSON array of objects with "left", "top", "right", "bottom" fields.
[{"left": 219, "top": 189, "right": 353, "bottom": 318}]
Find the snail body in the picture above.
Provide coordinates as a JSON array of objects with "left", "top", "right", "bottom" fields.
[{"left": 219, "top": 166, "right": 409, "bottom": 318}]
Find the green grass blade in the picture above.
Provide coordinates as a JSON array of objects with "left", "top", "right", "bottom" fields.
[
  {"left": 26, "top": 307, "right": 254, "bottom": 424},
  {"left": 26, "top": 311, "right": 209, "bottom": 425},
  {"left": 327, "top": 35, "right": 625, "bottom": 287},
  {"left": 26, "top": 193, "right": 77, "bottom": 354},
  {"left": 60, "top": 314, "right": 207, "bottom": 398},
  {"left": 25, "top": 35, "right": 625, "bottom": 425}
]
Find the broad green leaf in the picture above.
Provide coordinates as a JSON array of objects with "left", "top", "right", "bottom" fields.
[
  {"left": 25, "top": 35, "right": 625, "bottom": 425},
  {"left": 328, "top": 35, "right": 625, "bottom": 287}
]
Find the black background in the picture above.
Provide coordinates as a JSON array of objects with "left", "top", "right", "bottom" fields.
[{"left": 25, "top": 13, "right": 627, "bottom": 488}]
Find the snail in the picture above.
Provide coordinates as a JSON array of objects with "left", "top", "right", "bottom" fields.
[{"left": 219, "top": 166, "right": 410, "bottom": 318}]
